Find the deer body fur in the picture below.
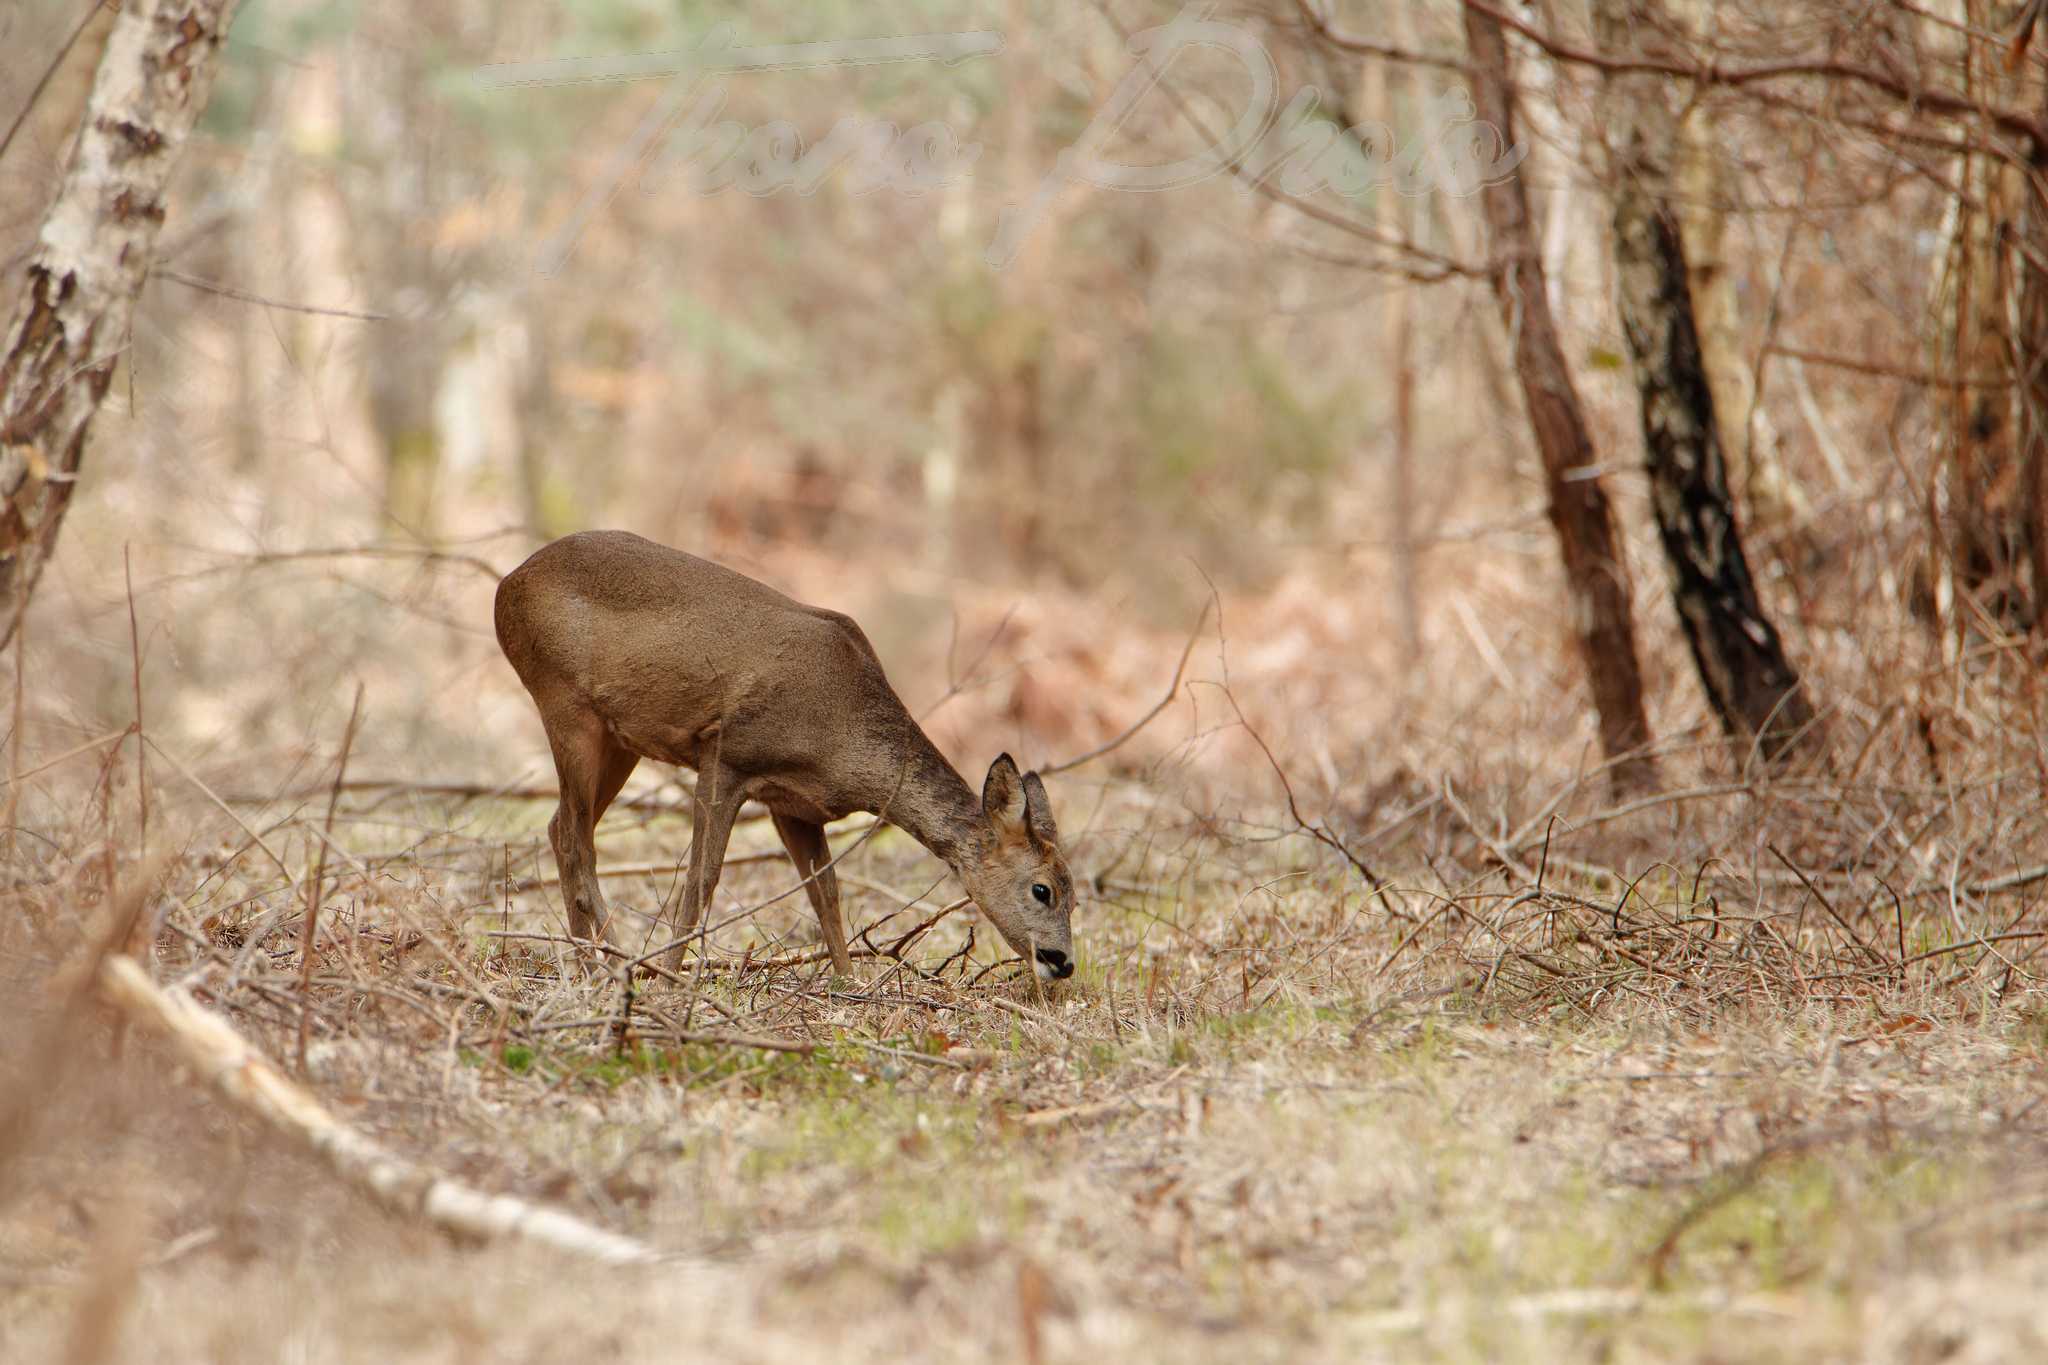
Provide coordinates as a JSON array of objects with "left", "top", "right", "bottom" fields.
[{"left": 493, "top": 531, "right": 1074, "bottom": 977}]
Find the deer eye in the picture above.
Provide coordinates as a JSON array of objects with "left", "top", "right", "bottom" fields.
[{"left": 1031, "top": 883, "right": 1052, "bottom": 905}]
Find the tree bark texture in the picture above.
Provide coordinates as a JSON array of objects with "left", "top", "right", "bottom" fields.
[
  {"left": 1931, "top": 2, "right": 2036, "bottom": 631},
  {"left": 1594, "top": 0, "right": 1819, "bottom": 765},
  {"left": 0, "top": 0, "right": 241, "bottom": 648},
  {"left": 1667, "top": 0, "right": 1806, "bottom": 530},
  {"left": 2020, "top": 77, "right": 2048, "bottom": 635},
  {"left": 1464, "top": 5, "right": 1658, "bottom": 792}
]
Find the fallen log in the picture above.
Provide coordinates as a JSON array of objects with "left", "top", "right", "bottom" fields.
[{"left": 98, "top": 955, "right": 661, "bottom": 1266}]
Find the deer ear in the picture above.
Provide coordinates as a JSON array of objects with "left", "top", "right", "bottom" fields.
[
  {"left": 1021, "top": 771, "right": 1058, "bottom": 847},
  {"left": 982, "top": 753, "right": 1026, "bottom": 837}
]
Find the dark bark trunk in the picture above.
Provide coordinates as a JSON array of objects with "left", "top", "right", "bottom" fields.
[
  {"left": 1595, "top": 0, "right": 1820, "bottom": 766},
  {"left": 1613, "top": 204, "right": 1819, "bottom": 762},
  {"left": 2021, "top": 83, "right": 2048, "bottom": 639},
  {"left": 1464, "top": 6, "right": 1658, "bottom": 793}
]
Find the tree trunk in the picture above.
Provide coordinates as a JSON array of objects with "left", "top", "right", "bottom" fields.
[
  {"left": 1594, "top": 0, "right": 1819, "bottom": 765},
  {"left": 0, "top": 0, "right": 242, "bottom": 647},
  {"left": 1361, "top": 13, "right": 1423, "bottom": 663},
  {"left": 2021, "top": 76, "right": 2048, "bottom": 637},
  {"left": 0, "top": 5, "right": 120, "bottom": 269},
  {"left": 1667, "top": 0, "right": 1806, "bottom": 530},
  {"left": 1914, "top": 0, "right": 2048, "bottom": 641},
  {"left": 1463, "top": 6, "right": 1658, "bottom": 793}
]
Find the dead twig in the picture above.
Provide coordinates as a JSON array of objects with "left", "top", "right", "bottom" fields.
[
  {"left": 298, "top": 684, "right": 364, "bottom": 1074},
  {"left": 152, "top": 266, "right": 389, "bottom": 321},
  {"left": 98, "top": 954, "right": 664, "bottom": 1265},
  {"left": 1220, "top": 682, "right": 1391, "bottom": 893},
  {"left": 1042, "top": 601, "right": 1210, "bottom": 777},
  {"left": 123, "top": 548, "right": 147, "bottom": 869},
  {"left": 1768, "top": 844, "right": 1877, "bottom": 960},
  {"left": 0, "top": 0, "right": 109, "bottom": 166},
  {"left": 143, "top": 734, "right": 295, "bottom": 879}
]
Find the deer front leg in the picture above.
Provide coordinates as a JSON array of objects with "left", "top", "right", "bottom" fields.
[
  {"left": 772, "top": 813, "right": 852, "bottom": 974},
  {"left": 662, "top": 763, "right": 744, "bottom": 973}
]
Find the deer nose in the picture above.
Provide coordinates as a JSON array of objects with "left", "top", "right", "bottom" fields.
[{"left": 1035, "top": 947, "right": 1074, "bottom": 979}]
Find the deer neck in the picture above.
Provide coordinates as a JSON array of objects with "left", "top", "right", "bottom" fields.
[{"left": 873, "top": 720, "right": 987, "bottom": 873}]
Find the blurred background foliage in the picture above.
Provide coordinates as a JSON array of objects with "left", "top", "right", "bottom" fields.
[{"left": 0, "top": 0, "right": 2002, "bottom": 818}]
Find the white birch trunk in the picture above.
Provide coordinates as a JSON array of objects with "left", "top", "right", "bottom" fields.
[{"left": 0, "top": 0, "right": 243, "bottom": 646}]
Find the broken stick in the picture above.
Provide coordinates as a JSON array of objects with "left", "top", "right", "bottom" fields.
[{"left": 97, "top": 955, "right": 661, "bottom": 1267}]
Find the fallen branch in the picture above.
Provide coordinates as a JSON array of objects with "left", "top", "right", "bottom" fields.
[
  {"left": 1018, "top": 1096, "right": 1135, "bottom": 1128},
  {"left": 221, "top": 777, "right": 685, "bottom": 811},
  {"left": 1342, "top": 1286, "right": 1788, "bottom": 1335},
  {"left": 510, "top": 849, "right": 791, "bottom": 893},
  {"left": 98, "top": 955, "right": 662, "bottom": 1266},
  {"left": 520, "top": 1013, "right": 816, "bottom": 1055},
  {"left": 1972, "top": 864, "right": 2048, "bottom": 896}
]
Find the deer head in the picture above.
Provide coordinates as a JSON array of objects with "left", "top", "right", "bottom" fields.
[{"left": 959, "top": 754, "right": 1075, "bottom": 980}]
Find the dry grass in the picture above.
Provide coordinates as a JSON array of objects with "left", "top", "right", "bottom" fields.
[
  {"left": 5, "top": 622, "right": 2048, "bottom": 1363},
  {"left": 7, "top": 0, "right": 2044, "bottom": 1354}
]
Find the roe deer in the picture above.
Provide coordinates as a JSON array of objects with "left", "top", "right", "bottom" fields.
[{"left": 493, "top": 531, "right": 1075, "bottom": 979}]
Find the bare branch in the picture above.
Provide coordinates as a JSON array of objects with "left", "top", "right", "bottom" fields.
[
  {"left": 1041, "top": 602, "right": 1211, "bottom": 777},
  {"left": 1456, "top": 0, "right": 2048, "bottom": 146},
  {"left": 152, "top": 266, "right": 390, "bottom": 321}
]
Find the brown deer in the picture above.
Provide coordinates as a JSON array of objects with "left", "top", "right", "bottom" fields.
[{"left": 493, "top": 531, "right": 1075, "bottom": 979}]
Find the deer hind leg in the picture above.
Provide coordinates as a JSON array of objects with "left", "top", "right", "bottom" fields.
[
  {"left": 772, "top": 813, "right": 851, "bottom": 975},
  {"left": 662, "top": 761, "right": 744, "bottom": 973},
  {"left": 539, "top": 696, "right": 629, "bottom": 946},
  {"left": 591, "top": 741, "right": 641, "bottom": 825}
]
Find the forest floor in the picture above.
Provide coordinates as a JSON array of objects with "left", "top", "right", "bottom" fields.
[{"left": 5, "top": 768, "right": 2048, "bottom": 1363}]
